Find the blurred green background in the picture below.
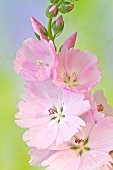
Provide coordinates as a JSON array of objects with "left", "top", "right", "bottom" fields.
[{"left": 0, "top": 0, "right": 113, "bottom": 170}]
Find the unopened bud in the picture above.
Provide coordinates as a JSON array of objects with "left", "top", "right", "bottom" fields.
[
  {"left": 31, "top": 17, "right": 48, "bottom": 40},
  {"left": 52, "top": 15, "right": 64, "bottom": 36},
  {"left": 59, "top": 2, "right": 74, "bottom": 14},
  {"left": 46, "top": 5, "right": 58, "bottom": 18},
  {"left": 50, "top": 0, "right": 59, "bottom": 4}
]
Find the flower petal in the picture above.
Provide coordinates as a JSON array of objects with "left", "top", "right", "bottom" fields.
[{"left": 88, "top": 117, "right": 113, "bottom": 152}]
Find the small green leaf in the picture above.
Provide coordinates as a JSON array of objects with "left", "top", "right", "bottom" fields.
[{"left": 34, "top": 32, "right": 40, "bottom": 40}]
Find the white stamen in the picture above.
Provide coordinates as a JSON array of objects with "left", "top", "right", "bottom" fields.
[{"left": 37, "top": 60, "right": 44, "bottom": 67}]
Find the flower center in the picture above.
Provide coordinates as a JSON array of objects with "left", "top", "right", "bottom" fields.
[
  {"left": 37, "top": 60, "right": 49, "bottom": 68},
  {"left": 64, "top": 72, "right": 78, "bottom": 88},
  {"left": 70, "top": 138, "right": 90, "bottom": 155},
  {"left": 48, "top": 106, "right": 65, "bottom": 123},
  {"left": 109, "top": 150, "right": 113, "bottom": 157},
  {"left": 97, "top": 104, "right": 104, "bottom": 112}
]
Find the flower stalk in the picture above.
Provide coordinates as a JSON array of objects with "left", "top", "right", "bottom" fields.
[{"left": 48, "top": 18, "right": 54, "bottom": 41}]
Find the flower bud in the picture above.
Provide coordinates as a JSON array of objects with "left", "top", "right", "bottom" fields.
[
  {"left": 46, "top": 5, "right": 58, "bottom": 18},
  {"left": 59, "top": 2, "right": 74, "bottom": 14},
  {"left": 31, "top": 17, "right": 48, "bottom": 40},
  {"left": 63, "top": 32, "right": 77, "bottom": 49},
  {"left": 52, "top": 15, "right": 64, "bottom": 36},
  {"left": 50, "top": 0, "right": 59, "bottom": 4}
]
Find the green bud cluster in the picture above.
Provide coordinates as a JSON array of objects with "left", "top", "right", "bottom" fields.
[{"left": 45, "top": 0, "right": 78, "bottom": 46}]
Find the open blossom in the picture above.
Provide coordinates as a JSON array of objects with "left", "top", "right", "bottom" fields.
[
  {"left": 14, "top": 38, "right": 56, "bottom": 82},
  {"left": 85, "top": 92, "right": 105, "bottom": 121},
  {"left": 15, "top": 80, "right": 90, "bottom": 149},
  {"left": 85, "top": 91, "right": 113, "bottom": 122},
  {"left": 42, "top": 115, "right": 113, "bottom": 170},
  {"left": 93, "top": 90, "right": 113, "bottom": 117},
  {"left": 53, "top": 34, "right": 102, "bottom": 93}
]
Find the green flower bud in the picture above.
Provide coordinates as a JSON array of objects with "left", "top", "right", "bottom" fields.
[
  {"left": 52, "top": 15, "right": 64, "bottom": 36},
  {"left": 59, "top": 2, "right": 74, "bottom": 14},
  {"left": 46, "top": 5, "right": 58, "bottom": 18}
]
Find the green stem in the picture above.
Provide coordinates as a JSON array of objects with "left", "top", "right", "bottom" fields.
[
  {"left": 48, "top": 18, "right": 54, "bottom": 41},
  {"left": 57, "top": 0, "right": 64, "bottom": 7}
]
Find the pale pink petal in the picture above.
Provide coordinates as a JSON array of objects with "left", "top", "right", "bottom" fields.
[
  {"left": 26, "top": 122, "right": 58, "bottom": 149},
  {"left": 80, "top": 111, "right": 95, "bottom": 139},
  {"left": 88, "top": 117, "right": 113, "bottom": 152},
  {"left": 16, "top": 94, "right": 51, "bottom": 118},
  {"left": 65, "top": 100, "right": 90, "bottom": 116},
  {"left": 100, "top": 165, "right": 112, "bottom": 170},
  {"left": 79, "top": 150, "right": 112, "bottom": 170},
  {"left": 59, "top": 115, "right": 85, "bottom": 141},
  {"left": 15, "top": 117, "right": 49, "bottom": 128},
  {"left": 65, "top": 49, "right": 98, "bottom": 75},
  {"left": 29, "top": 148, "right": 56, "bottom": 166},
  {"left": 42, "top": 150, "right": 80, "bottom": 170}
]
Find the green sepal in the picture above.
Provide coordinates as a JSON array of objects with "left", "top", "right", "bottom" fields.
[
  {"left": 59, "top": 2, "right": 74, "bottom": 14},
  {"left": 50, "top": 0, "right": 59, "bottom": 4},
  {"left": 34, "top": 32, "right": 40, "bottom": 40},
  {"left": 40, "top": 29, "right": 48, "bottom": 37},
  {"left": 52, "top": 21, "right": 64, "bottom": 36},
  {"left": 46, "top": 5, "right": 58, "bottom": 18}
]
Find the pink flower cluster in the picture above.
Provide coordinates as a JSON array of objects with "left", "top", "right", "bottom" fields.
[{"left": 14, "top": 17, "right": 113, "bottom": 170}]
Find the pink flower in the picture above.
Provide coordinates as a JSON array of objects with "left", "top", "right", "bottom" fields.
[
  {"left": 85, "top": 92, "right": 105, "bottom": 122},
  {"left": 42, "top": 115, "right": 113, "bottom": 170},
  {"left": 85, "top": 91, "right": 113, "bottom": 122},
  {"left": 29, "top": 147, "right": 57, "bottom": 166},
  {"left": 14, "top": 38, "right": 56, "bottom": 82},
  {"left": 15, "top": 80, "right": 90, "bottom": 149},
  {"left": 93, "top": 90, "right": 113, "bottom": 117},
  {"left": 31, "top": 17, "right": 48, "bottom": 40},
  {"left": 53, "top": 36, "right": 102, "bottom": 93}
]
